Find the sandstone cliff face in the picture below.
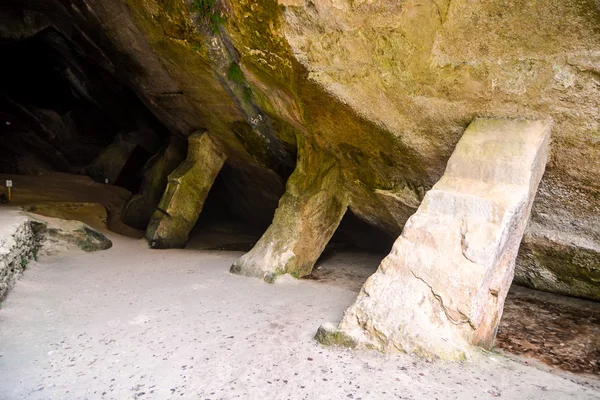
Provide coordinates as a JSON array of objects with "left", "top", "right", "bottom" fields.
[
  {"left": 255, "top": 0, "right": 600, "bottom": 297},
  {"left": 0, "top": 0, "right": 598, "bottom": 299}
]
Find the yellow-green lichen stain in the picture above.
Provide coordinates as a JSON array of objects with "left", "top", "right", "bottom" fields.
[
  {"left": 11, "top": 0, "right": 600, "bottom": 300},
  {"left": 230, "top": 136, "right": 347, "bottom": 281},
  {"left": 146, "top": 132, "right": 226, "bottom": 248}
]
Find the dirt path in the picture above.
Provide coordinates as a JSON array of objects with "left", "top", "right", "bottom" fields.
[
  {"left": 0, "top": 232, "right": 599, "bottom": 399},
  {"left": 496, "top": 286, "right": 600, "bottom": 375}
]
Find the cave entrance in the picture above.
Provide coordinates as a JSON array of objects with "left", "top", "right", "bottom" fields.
[
  {"left": 303, "top": 210, "right": 395, "bottom": 292},
  {"left": 0, "top": 26, "right": 168, "bottom": 179},
  {"left": 114, "top": 145, "right": 154, "bottom": 194},
  {"left": 0, "top": 27, "right": 170, "bottom": 237},
  {"left": 185, "top": 165, "right": 394, "bottom": 294},
  {"left": 0, "top": 28, "right": 123, "bottom": 173},
  {"left": 0, "top": 30, "right": 74, "bottom": 114},
  {"left": 184, "top": 168, "right": 266, "bottom": 252}
]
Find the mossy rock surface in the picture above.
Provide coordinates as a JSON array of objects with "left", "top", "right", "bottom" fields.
[
  {"left": 516, "top": 234, "right": 600, "bottom": 301},
  {"left": 24, "top": 213, "right": 113, "bottom": 254},
  {"left": 3, "top": 0, "right": 600, "bottom": 299},
  {"left": 75, "top": 227, "right": 113, "bottom": 252},
  {"left": 315, "top": 324, "right": 358, "bottom": 349},
  {"left": 45, "top": 226, "right": 112, "bottom": 253}
]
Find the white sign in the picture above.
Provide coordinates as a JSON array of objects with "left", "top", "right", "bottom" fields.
[{"left": 6, "top": 180, "right": 12, "bottom": 188}]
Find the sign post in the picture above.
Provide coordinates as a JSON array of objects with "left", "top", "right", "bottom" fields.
[{"left": 6, "top": 180, "right": 12, "bottom": 201}]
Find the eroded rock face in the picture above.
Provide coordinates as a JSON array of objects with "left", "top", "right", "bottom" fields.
[
  {"left": 231, "top": 137, "right": 347, "bottom": 281},
  {"left": 320, "top": 119, "right": 551, "bottom": 359},
  {"left": 146, "top": 132, "right": 226, "bottom": 248},
  {"left": 0, "top": 0, "right": 598, "bottom": 300},
  {"left": 0, "top": 212, "right": 40, "bottom": 302}
]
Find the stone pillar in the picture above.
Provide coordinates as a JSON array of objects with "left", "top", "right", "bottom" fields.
[
  {"left": 318, "top": 119, "right": 551, "bottom": 359},
  {"left": 86, "top": 131, "right": 140, "bottom": 183},
  {"left": 231, "top": 138, "right": 347, "bottom": 282},
  {"left": 122, "top": 135, "right": 186, "bottom": 230},
  {"left": 146, "top": 132, "right": 226, "bottom": 248}
]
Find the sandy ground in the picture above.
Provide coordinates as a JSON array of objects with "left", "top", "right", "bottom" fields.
[
  {"left": 308, "top": 251, "right": 600, "bottom": 376},
  {"left": 1, "top": 230, "right": 599, "bottom": 400}
]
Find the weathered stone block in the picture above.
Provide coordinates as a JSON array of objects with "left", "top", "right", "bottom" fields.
[
  {"left": 0, "top": 212, "right": 40, "bottom": 302},
  {"left": 231, "top": 138, "right": 347, "bottom": 281},
  {"left": 146, "top": 132, "right": 226, "bottom": 248},
  {"left": 323, "top": 118, "right": 551, "bottom": 359}
]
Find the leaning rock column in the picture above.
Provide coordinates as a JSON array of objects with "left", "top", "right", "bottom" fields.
[
  {"left": 146, "top": 132, "right": 226, "bottom": 248},
  {"left": 86, "top": 131, "right": 143, "bottom": 183},
  {"left": 122, "top": 136, "right": 187, "bottom": 230},
  {"left": 318, "top": 119, "right": 551, "bottom": 359},
  {"left": 231, "top": 139, "right": 347, "bottom": 282}
]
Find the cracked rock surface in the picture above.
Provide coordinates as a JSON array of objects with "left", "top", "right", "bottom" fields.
[{"left": 326, "top": 119, "right": 551, "bottom": 358}]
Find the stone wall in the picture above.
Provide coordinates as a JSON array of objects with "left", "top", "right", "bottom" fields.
[
  {"left": 0, "top": 211, "right": 41, "bottom": 302},
  {"left": 0, "top": 209, "right": 113, "bottom": 303}
]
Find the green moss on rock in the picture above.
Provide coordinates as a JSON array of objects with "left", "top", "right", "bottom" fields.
[
  {"left": 146, "top": 133, "right": 227, "bottom": 248},
  {"left": 315, "top": 324, "right": 358, "bottom": 349},
  {"left": 516, "top": 234, "right": 600, "bottom": 301}
]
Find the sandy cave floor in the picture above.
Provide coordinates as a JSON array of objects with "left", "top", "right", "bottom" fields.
[
  {"left": 306, "top": 251, "right": 600, "bottom": 376},
  {"left": 1, "top": 228, "right": 599, "bottom": 400}
]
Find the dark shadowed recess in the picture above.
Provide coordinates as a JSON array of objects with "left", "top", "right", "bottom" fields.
[
  {"left": 188, "top": 167, "right": 395, "bottom": 263},
  {"left": 497, "top": 286, "right": 600, "bottom": 376},
  {"left": 114, "top": 145, "right": 154, "bottom": 194},
  {"left": 186, "top": 169, "right": 267, "bottom": 252},
  {"left": 0, "top": 27, "right": 169, "bottom": 193}
]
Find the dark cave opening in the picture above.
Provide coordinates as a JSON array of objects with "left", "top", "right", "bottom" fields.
[
  {"left": 188, "top": 168, "right": 394, "bottom": 287},
  {"left": 0, "top": 27, "right": 168, "bottom": 193},
  {"left": 114, "top": 145, "right": 154, "bottom": 194},
  {"left": 304, "top": 210, "right": 395, "bottom": 290},
  {"left": 329, "top": 210, "right": 396, "bottom": 254},
  {"left": 186, "top": 168, "right": 268, "bottom": 252},
  {"left": 0, "top": 33, "right": 74, "bottom": 114}
]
